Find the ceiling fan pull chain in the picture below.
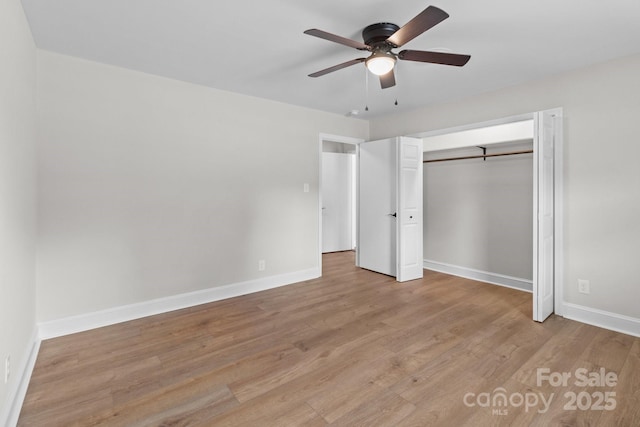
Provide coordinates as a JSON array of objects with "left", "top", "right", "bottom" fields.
[
  {"left": 365, "top": 66, "right": 370, "bottom": 112},
  {"left": 394, "top": 65, "right": 398, "bottom": 106}
]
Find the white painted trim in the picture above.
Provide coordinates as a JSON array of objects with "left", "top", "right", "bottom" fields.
[
  {"left": 421, "top": 120, "right": 534, "bottom": 152},
  {"left": 563, "top": 303, "right": 640, "bottom": 338},
  {"left": 1, "top": 328, "right": 40, "bottom": 427},
  {"left": 408, "top": 112, "right": 535, "bottom": 139},
  {"left": 319, "top": 133, "right": 364, "bottom": 146},
  {"left": 38, "top": 267, "right": 320, "bottom": 340},
  {"left": 423, "top": 259, "right": 532, "bottom": 293}
]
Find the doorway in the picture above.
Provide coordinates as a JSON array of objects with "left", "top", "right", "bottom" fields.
[
  {"left": 318, "top": 134, "right": 363, "bottom": 271},
  {"left": 321, "top": 141, "right": 356, "bottom": 253}
]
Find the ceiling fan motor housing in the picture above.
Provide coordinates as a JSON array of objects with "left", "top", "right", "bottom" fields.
[{"left": 362, "top": 22, "right": 400, "bottom": 48}]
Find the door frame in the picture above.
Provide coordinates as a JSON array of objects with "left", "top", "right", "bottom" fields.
[
  {"left": 410, "top": 109, "right": 564, "bottom": 319},
  {"left": 318, "top": 133, "right": 364, "bottom": 273}
]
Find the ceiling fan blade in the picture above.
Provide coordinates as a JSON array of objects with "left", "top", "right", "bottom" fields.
[
  {"left": 304, "top": 29, "right": 371, "bottom": 51},
  {"left": 387, "top": 6, "right": 449, "bottom": 48},
  {"left": 308, "top": 58, "right": 366, "bottom": 78},
  {"left": 379, "top": 69, "right": 396, "bottom": 89},
  {"left": 398, "top": 50, "right": 471, "bottom": 66}
]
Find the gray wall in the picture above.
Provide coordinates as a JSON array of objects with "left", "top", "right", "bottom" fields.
[
  {"left": 36, "top": 51, "right": 369, "bottom": 322},
  {"left": 371, "top": 53, "right": 640, "bottom": 319},
  {"left": 0, "top": 0, "right": 37, "bottom": 419},
  {"left": 424, "top": 145, "right": 533, "bottom": 280}
]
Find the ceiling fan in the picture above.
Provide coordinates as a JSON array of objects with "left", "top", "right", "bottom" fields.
[{"left": 304, "top": 5, "right": 470, "bottom": 89}]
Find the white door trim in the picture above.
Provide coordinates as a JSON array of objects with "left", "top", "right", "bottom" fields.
[
  {"left": 409, "top": 113, "right": 535, "bottom": 140},
  {"left": 318, "top": 133, "right": 364, "bottom": 273}
]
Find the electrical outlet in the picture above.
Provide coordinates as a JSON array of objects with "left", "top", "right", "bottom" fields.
[
  {"left": 258, "top": 260, "right": 266, "bottom": 271},
  {"left": 4, "top": 356, "right": 10, "bottom": 384},
  {"left": 578, "top": 279, "right": 590, "bottom": 294}
]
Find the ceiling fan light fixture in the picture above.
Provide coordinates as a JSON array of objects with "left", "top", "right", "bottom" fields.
[{"left": 365, "top": 52, "right": 396, "bottom": 76}]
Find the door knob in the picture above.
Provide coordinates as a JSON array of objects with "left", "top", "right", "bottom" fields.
[{"left": 388, "top": 212, "right": 397, "bottom": 217}]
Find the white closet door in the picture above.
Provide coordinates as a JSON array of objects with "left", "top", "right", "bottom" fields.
[
  {"left": 322, "top": 152, "right": 354, "bottom": 253},
  {"left": 396, "top": 137, "right": 424, "bottom": 282},
  {"left": 533, "top": 110, "right": 557, "bottom": 321}
]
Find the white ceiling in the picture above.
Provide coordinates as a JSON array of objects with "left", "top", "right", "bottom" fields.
[{"left": 21, "top": 0, "right": 640, "bottom": 118}]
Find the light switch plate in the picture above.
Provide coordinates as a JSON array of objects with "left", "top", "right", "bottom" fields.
[{"left": 578, "top": 279, "right": 590, "bottom": 294}]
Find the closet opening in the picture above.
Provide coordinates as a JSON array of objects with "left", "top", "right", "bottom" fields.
[
  {"left": 414, "top": 109, "right": 563, "bottom": 322},
  {"left": 423, "top": 139, "right": 535, "bottom": 293}
]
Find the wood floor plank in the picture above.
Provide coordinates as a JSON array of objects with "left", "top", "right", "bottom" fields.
[
  {"left": 87, "top": 382, "right": 238, "bottom": 427},
  {"left": 229, "top": 323, "right": 397, "bottom": 403},
  {"left": 328, "top": 389, "right": 416, "bottom": 426},
  {"left": 526, "top": 328, "right": 635, "bottom": 427},
  {"left": 18, "top": 251, "right": 640, "bottom": 426},
  {"left": 597, "top": 339, "right": 640, "bottom": 426},
  {"left": 18, "top": 388, "right": 114, "bottom": 427},
  {"left": 511, "top": 318, "right": 599, "bottom": 388},
  {"left": 393, "top": 373, "right": 487, "bottom": 426}
]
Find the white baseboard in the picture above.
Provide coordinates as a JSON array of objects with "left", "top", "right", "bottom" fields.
[
  {"left": 562, "top": 302, "right": 640, "bottom": 338},
  {"left": 423, "top": 259, "right": 532, "bottom": 293},
  {"left": 38, "top": 267, "right": 320, "bottom": 340},
  {"left": 1, "top": 328, "right": 40, "bottom": 427}
]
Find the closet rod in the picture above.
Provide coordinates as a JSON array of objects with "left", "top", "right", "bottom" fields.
[{"left": 424, "top": 149, "right": 533, "bottom": 163}]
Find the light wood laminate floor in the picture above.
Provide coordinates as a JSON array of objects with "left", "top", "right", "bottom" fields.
[{"left": 19, "top": 252, "right": 640, "bottom": 426}]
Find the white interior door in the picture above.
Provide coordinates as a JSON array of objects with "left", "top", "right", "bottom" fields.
[
  {"left": 322, "top": 152, "right": 354, "bottom": 253},
  {"left": 397, "top": 137, "right": 423, "bottom": 282},
  {"left": 533, "top": 110, "right": 557, "bottom": 321},
  {"left": 357, "top": 138, "right": 397, "bottom": 276}
]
